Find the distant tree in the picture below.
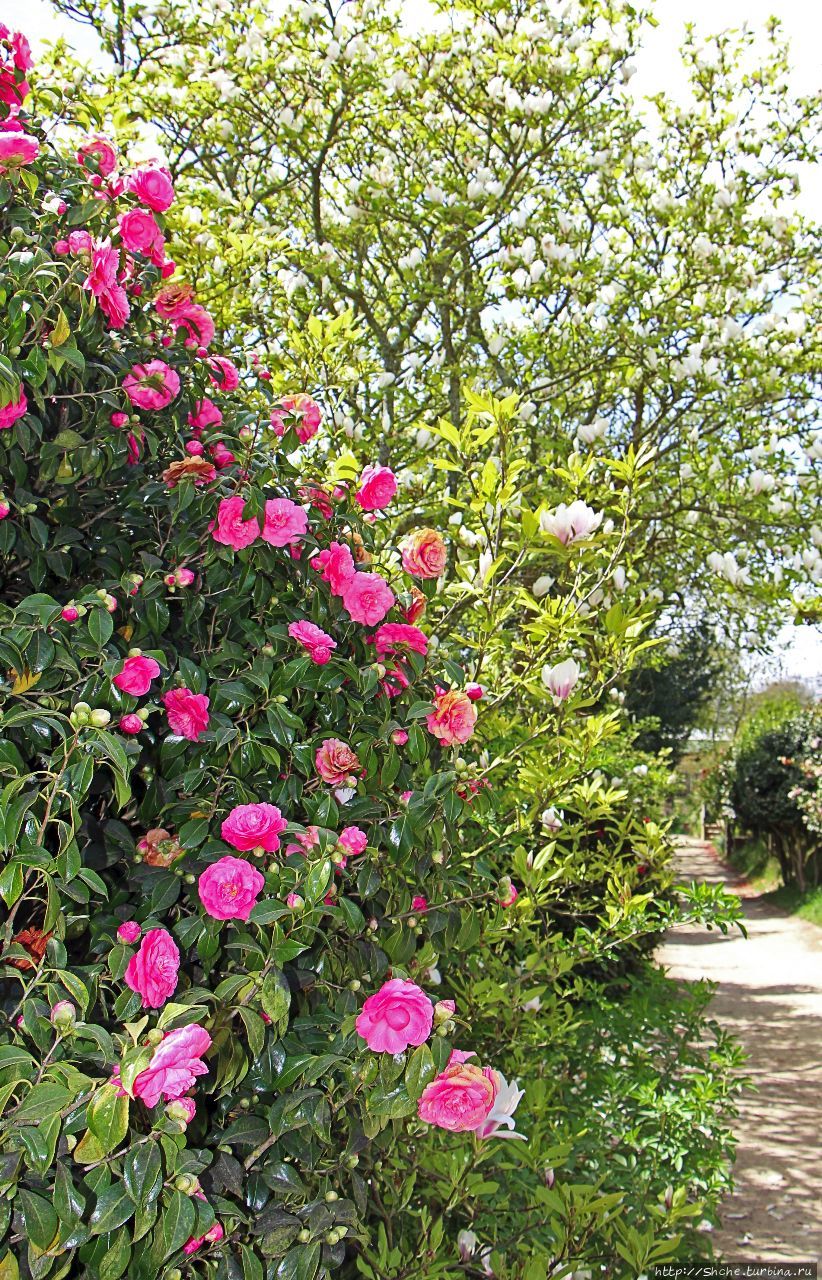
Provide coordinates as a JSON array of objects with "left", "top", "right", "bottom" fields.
[{"left": 625, "top": 623, "right": 721, "bottom": 760}]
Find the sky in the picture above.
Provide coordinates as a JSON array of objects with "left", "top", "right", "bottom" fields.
[{"left": 6, "top": 0, "right": 822, "bottom": 684}]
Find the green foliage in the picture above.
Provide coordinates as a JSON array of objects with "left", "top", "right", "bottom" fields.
[{"left": 625, "top": 624, "right": 722, "bottom": 762}]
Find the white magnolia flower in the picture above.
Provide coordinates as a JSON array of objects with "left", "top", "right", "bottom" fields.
[
  {"left": 532, "top": 574, "right": 553, "bottom": 599},
  {"left": 457, "top": 1230, "right": 478, "bottom": 1261},
  {"left": 476, "top": 1071, "right": 526, "bottom": 1141},
  {"left": 541, "top": 807, "right": 563, "bottom": 832},
  {"left": 539, "top": 499, "right": 602, "bottom": 545},
  {"left": 542, "top": 657, "right": 581, "bottom": 703}
]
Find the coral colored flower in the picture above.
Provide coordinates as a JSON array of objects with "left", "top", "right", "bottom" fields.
[
  {"left": 426, "top": 690, "right": 477, "bottom": 746},
  {"left": 373, "top": 623, "right": 428, "bottom": 659},
  {"left": 221, "top": 803, "right": 286, "bottom": 853},
  {"left": 163, "top": 456, "right": 217, "bottom": 488},
  {"left": 0, "top": 390, "right": 27, "bottom": 430},
  {"left": 0, "top": 131, "right": 39, "bottom": 171},
  {"left": 211, "top": 495, "right": 260, "bottom": 550},
  {"left": 315, "top": 739, "right": 360, "bottom": 786},
  {"left": 139, "top": 828, "right": 184, "bottom": 868},
  {"left": 339, "top": 826, "right": 367, "bottom": 857},
  {"left": 77, "top": 133, "right": 117, "bottom": 176},
  {"left": 261, "top": 498, "right": 308, "bottom": 547},
  {"left": 119, "top": 713, "right": 143, "bottom": 735},
  {"left": 355, "top": 978, "right": 433, "bottom": 1053},
  {"left": 154, "top": 282, "right": 195, "bottom": 316},
  {"left": 124, "top": 927, "right": 180, "bottom": 1008},
  {"left": 411, "top": 895, "right": 429, "bottom": 913},
  {"left": 113, "top": 654, "right": 160, "bottom": 696},
  {"left": 355, "top": 464, "right": 397, "bottom": 511},
  {"left": 417, "top": 1061, "right": 497, "bottom": 1132},
  {"left": 402, "top": 528, "right": 447, "bottom": 579},
  {"left": 128, "top": 165, "right": 174, "bottom": 212},
  {"left": 132, "top": 1024, "right": 211, "bottom": 1108},
  {"left": 288, "top": 619, "right": 336, "bottom": 665},
  {"left": 122, "top": 360, "right": 180, "bottom": 411},
  {"left": 118, "top": 208, "right": 165, "bottom": 262},
  {"left": 198, "top": 855, "right": 265, "bottom": 921},
  {"left": 163, "top": 687, "right": 210, "bottom": 740},
  {"left": 117, "top": 921, "right": 141, "bottom": 944},
  {"left": 341, "top": 572, "right": 395, "bottom": 626},
  {"left": 403, "top": 587, "right": 427, "bottom": 625},
  {"left": 208, "top": 355, "right": 240, "bottom": 391},
  {"left": 541, "top": 657, "right": 580, "bottom": 702},
  {"left": 312, "top": 541, "right": 356, "bottom": 593}
]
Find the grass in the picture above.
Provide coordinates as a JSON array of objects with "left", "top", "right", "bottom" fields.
[{"left": 763, "top": 884, "right": 822, "bottom": 927}]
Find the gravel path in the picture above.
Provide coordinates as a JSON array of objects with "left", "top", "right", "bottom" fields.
[{"left": 657, "top": 839, "right": 822, "bottom": 1263}]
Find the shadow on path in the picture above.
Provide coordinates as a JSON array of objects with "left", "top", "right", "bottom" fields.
[{"left": 657, "top": 839, "right": 822, "bottom": 1263}]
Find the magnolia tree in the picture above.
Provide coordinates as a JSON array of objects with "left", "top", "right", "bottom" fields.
[
  {"left": 45, "top": 0, "right": 822, "bottom": 640},
  {"left": 0, "top": 26, "right": 744, "bottom": 1280}
]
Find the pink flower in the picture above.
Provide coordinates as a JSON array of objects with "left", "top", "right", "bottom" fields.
[
  {"left": 82, "top": 239, "right": 118, "bottom": 297},
  {"left": 341, "top": 572, "right": 395, "bottom": 626},
  {"left": 373, "top": 623, "right": 428, "bottom": 659},
  {"left": 286, "top": 892, "right": 303, "bottom": 909},
  {"left": 118, "top": 208, "right": 165, "bottom": 263},
  {"left": 183, "top": 1222, "right": 224, "bottom": 1255},
  {"left": 0, "top": 131, "right": 39, "bottom": 172},
  {"left": 498, "top": 883, "right": 519, "bottom": 909},
  {"left": 110, "top": 411, "right": 129, "bottom": 429},
  {"left": 132, "top": 1024, "right": 211, "bottom": 1108},
  {"left": 188, "top": 398, "right": 223, "bottom": 430},
  {"left": 391, "top": 728, "right": 408, "bottom": 746},
  {"left": 208, "top": 355, "right": 240, "bottom": 391},
  {"left": 124, "top": 927, "right": 180, "bottom": 1008},
  {"left": 275, "top": 393, "right": 321, "bottom": 443},
  {"left": 221, "top": 803, "right": 287, "bottom": 853},
  {"left": 114, "top": 654, "right": 161, "bottom": 696},
  {"left": 355, "top": 978, "right": 433, "bottom": 1053},
  {"left": 127, "top": 165, "right": 175, "bottom": 212},
  {"left": 426, "top": 690, "right": 477, "bottom": 746},
  {"left": 315, "top": 739, "right": 361, "bottom": 786},
  {"left": 411, "top": 895, "right": 428, "bottom": 913},
  {"left": 402, "top": 529, "right": 447, "bottom": 579},
  {"left": 61, "top": 605, "right": 79, "bottom": 622},
  {"left": 355, "top": 464, "right": 397, "bottom": 511},
  {"left": 77, "top": 134, "right": 117, "bottom": 177},
  {"left": 117, "top": 921, "right": 141, "bottom": 944},
  {"left": 122, "top": 360, "right": 180, "bottom": 411},
  {"left": 99, "top": 282, "right": 130, "bottom": 329},
  {"left": 0, "top": 390, "right": 27, "bottom": 430},
  {"left": 50, "top": 1000, "right": 76, "bottom": 1028},
  {"left": 163, "top": 687, "right": 210, "bottom": 741},
  {"left": 165, "top": 1096, "right": 196, "bottom": 1126},
  {"left": 312, "top": 541, "right": 356, "bottom": 593},
  {"left": 288, "top": 619, "right": 336, "bottom": 665},
  {"left": 465, "top": 682, "right": 484, "bottom": 701},
  {"left": 172, "top": 303, "right": 215, "bottom": 349},
  {"left": 174, "top": 567, "right": 195, "bottom": 586},
  {"left": 0, "top": 27, "right": 32, "bottom": 106},
  {"left": 119, "top": 713, "right": 143, "bottom": 735},
  {"left": 417, "top": 1061, "right": 497, "bottom": 1132},
  {"left": 211, "top": 495, "right": 260, "bottom": 550},
  {"left": 261, "top": 498, "right": 308, "bottom": 547},
  {"left": 198, "top": 855, "right": 265, "bottom": 921},
  {"left": 339, "top": 826, "right": 368, "bottom": 857}
]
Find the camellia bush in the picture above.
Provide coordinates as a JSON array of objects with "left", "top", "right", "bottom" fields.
[{"left": 0, "top": 27, "right": 745, "bottom": 1280}]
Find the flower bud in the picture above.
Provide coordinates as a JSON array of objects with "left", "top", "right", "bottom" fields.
[
  {"left": 165, "top": 1097, "right": 196, "bottom": 1127},
  {"left": 50, "top": 1000, "right": 76, "bottom": 1032},
  {"left": 89, "top": 708, "right": 111, "bottom": 728}
]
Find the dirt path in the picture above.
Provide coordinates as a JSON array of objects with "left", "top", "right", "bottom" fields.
[{"left": 657, "top": 839, "right": 822, "bottom": 1263}]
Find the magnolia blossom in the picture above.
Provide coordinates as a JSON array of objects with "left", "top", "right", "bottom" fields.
[
  {"left": 542, "top": 658, "right": 580, "bottom": 703},
  {"left": 475, "top": 1070, "right": 526, "bottom": 1140},
  {"left": 541, "top": 807, "right": 563, "bottom": 832},
  {"left": 539, "top": 500, "right": 602, "bottom": 545}
]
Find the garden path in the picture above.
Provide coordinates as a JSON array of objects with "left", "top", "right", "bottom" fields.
[{"left": 657, "top": 839, "right": 822, "bottom": 1264}]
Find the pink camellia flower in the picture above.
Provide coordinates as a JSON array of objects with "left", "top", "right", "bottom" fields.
[
  {"left": 122, "top": 360, "right": 180, "bottom": 411},
  {"left": 373, "top": 623, "right": 428, "bottom": 659},
  {"left": 0, "top": 499, "right": 10, "bottom": 521},
  {"left": 163, "top": 687, "right": 210, "bottom": 741},
  {"left": 285, "top": 826, "right": 319, "bottom": 857},
  {"left": 0, "top": 390, "right": 27, "bottom": 430},
  {"left": 183, "top": 1215, "right": 225, "bottom": 1256},
  {"left": 124, "top": 927, "right": 180, "bottom": 1009},
  {"left": 411, "top": 895, "right": 429, "bottom": 913},
  {"left": 82, "top": 239, "right": 117, "bottom": 297},
  {"left": 211, "top": 495, "right": 260, "bottom": 550},
  {"left": 341, "top": 572, "right": 395, "bottom": 626},
  {"left": 119, "top": 714, "right": 144, "bottom": 735},
  {"left": 315, "top": 739, "right": 361, "bottom": 786},
  {"left": 128, "top": 165, "right": 175, "bottom": 212},
  {"left": 187, "top": 397, "right": 223, "bottom": 430},
  {"left": 402, "top": 528, "right": 447, "bottom": 580},
  {"left": 0, "top": 131, "right": 40, "bottom": 172},
  {"left": 174, "top": 567, "right": 195, "bottom": 587},
  {"left": 165, "top": 1096, "right": 196, "bottom": 1126},
  {"left": 286, "top": 892, "right": 304, "bottom": 909},
  {"left": 261, "top": 498, "right": 309, "bottom": 547},
  {"left": 210, "top": 442, "right": 234, "bottom": 471},
  {"left": 99, "top": 282, "right": 130, "bottom": 329},
  {"left": 114, "top": 654, "right": 161, "bottom": 696},
  {"left": 0, "top": 26, "right": 32, "bottom": 106},
  {"left": 391, "top": 728, "right": 409, "bottom": 746},
  {"left": 541, "top": 657, "right": 580, "bottom": 703},
  {"left": 474, "top": 1070, "right": 526, "bottom": 1140},
  {"left": 274, "top": 393, "right": 321, "bottom": 443},
  {"left": 171, "top": 302, "right": 215, "bottom": 350},
  {"left": 465, "top": 682, "right": 484, "bottom": 701},
  {"left": 539, "top": 499, "right": 602, "bottom": 545},
  {"left": 426, "top": 690, "right": 478, "bottom": 746},
  {"left": 221, "top": 802, "right": 286, "bottom": 853},
  {"left": 339, "top": 826, "right": 368, "bottom": 857},
  {"left": 198, "top": 855, "right": 265, "bottom": 921},
  {"left": 288, "top": 619, "right": 336, "bottom": 665},
  {"left": 110, "top": 411, "right": 129, "bottom": 429},
  {"left": 355, "top": 463, "right": 397, "bottom": 512},
  {"left": 132, "top": 1024, "right": 212, "bottom": 1108},
  {"left": 417, "top": 1061, "right": 497, "bottom": 1132},
  {"left": 312, "top": 541, "right": 356, "bottom": 593},
  {"left": 117, "top": 921, "right": 141, "bottom": 944},
  {"left": 126, "top": 432, "right": 142, "bottom": 465},
  {"left": 207, "top": 355, "right": 240, "bottom": 391},
  {"left": 355, "top": 978, "right": 433, "bottom": 1054},
  {"left": 118, "top": 208, "right": 165, "bottom": 264},
  {"left": 77, "top": 133, "right": 117, "bottom": 176},
  {"left": 61, "top": 605, "right": 79, "bottom": 622}
]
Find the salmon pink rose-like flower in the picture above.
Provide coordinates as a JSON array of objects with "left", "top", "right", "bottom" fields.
[
  {"left": 341, "top": 572, "right": 395, "bottom": 626},
  {"left": 312, "top": 541, "right": 356, "bottom": 594},
  {"left": 211, "top": 495, "right": 260, "bottom": 550},
  {"left": 221, "top": 803, "right": 286, "bottom": 853},
  {"left": 417, "top": 1061, "right": 497, "bottom": 1132},
  {"left": 198, "top": 855, "right": 265, "bottom": 921},
  {"left": 0, "top": 131, "right": 39, "bottom": 172},
  {"left": 77, "top": 133, "right": 117, "bottom": 177},
  {"left": 261, "top": 498, "right": 308, "bottom": 547},
  {"left": 207, "top": 355, "right": 240, "bottom": 391},
  {"left": 124, "top": 927, "right": 180, "bottom": 1008},
  {"left": 0, "top": 390, "right": 27, "bottom": 431},
  {"left": 338, "top": 826, "right": 368, "bottom": 857},
  {"left": 426, "top": 689, "right": 477, "bottom": 746},
  {"left": 113, "top": 654, "right": 160, "bottom": 697},
  {"left": 163, "top": 687, "right": 210, "bottom": 741},
  {"left": 373, "top": 622, "right": 428, "bottom": 660},
  {"left": 131, "top": 1024, "right": 211, "bottom": 1108},
  {"left": 127, "top": 164, "right": 174, "bottom": 212},
  {"left": 118, "top": 208, "right": 165, "bottom": 263},
  {"left": 275, "top": 393, "right": 321, "bottom": 443},
  {"left": 187, "top": 397, "right": 222, "bottom": 430},
  {"left": 402, "top": 528, "right": 447, "bottom": 580},
  {"left": 315, "top": 739, "right": 360, "bottom": 786},
  {"left": 122, "top": 359, "right": 180, "bottom": 411},
  {"left": 356, "top": 978, "right": 433, "bottom": 1053},
  {"left": 355, "top": 464, "right": 397, "bottom": 512},
  {"left": 288, "top": 619, "right": 336, "bottom": 665}
]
